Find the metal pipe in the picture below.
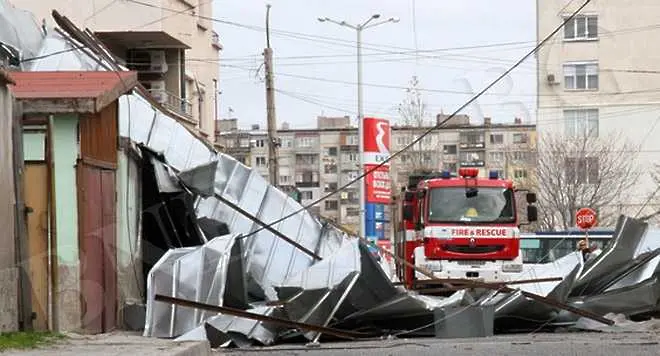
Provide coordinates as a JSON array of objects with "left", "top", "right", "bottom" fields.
[{"left": 154, "top": 294, "right": 374, "bottom": 340}]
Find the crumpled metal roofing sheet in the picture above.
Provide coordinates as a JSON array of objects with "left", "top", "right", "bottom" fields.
[{"left": 21, "top": 24, "right": 660, "bottom": 345}]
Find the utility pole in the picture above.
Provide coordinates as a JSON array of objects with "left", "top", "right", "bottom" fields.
[
  {"left": 264, "top": 4, "right": 279, "bottom": 186},
  {"left": 318, "top": 14, "right": 399, "bottom": 239}
]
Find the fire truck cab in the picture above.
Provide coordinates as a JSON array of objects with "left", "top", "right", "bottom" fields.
[{"left": 393, "top": 168, "right": 538, "bottom": 288}]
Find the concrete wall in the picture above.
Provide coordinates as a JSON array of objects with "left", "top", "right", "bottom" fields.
[
  {"left": 0, "top": 81, "right": 18, "bottom": 332},
  {"left": 536, "top": 0, "right": 660, "bottom": 217},
  {"left": 50, "top": 114, "right": 82, "bottom": 332}
]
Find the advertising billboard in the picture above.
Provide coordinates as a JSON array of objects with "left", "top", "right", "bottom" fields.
[{"left": 362, "top": 117, "right": 391, "bottom": 204}]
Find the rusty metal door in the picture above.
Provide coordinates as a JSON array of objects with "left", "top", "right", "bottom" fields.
[
  {"left": 78, "top": 163, "right": 117, "bottom": 334},
  {"left": 24, "top": 162, "right": 49, "bottom": 331}
]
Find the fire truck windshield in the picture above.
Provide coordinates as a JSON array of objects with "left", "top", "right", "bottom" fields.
[{"left": 427, "top": 187, "right": 515, "bottom": 223}]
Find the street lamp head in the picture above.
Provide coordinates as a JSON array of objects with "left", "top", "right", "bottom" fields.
[
  {"left": 317, "top": 17, "right": 327, "bottom": 22},
  {"left": 389, "top": 17, "right": 400, "bottom": 23},
  {"left": 372, "top": 14, "right": 381, "bottom": 19}
]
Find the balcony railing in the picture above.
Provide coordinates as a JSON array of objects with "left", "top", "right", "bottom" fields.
[
  {"left": 148, "top": 89, "right": 193, "bottom": 119},
  {"left": 296, "top": 181, "right": 320, "bottom": 188},
  {"left": 459, "top": 142, "right": 486, "bottom": 150},
  {"left": 460, "top": 160, "right": 485, "bottom": 167}
]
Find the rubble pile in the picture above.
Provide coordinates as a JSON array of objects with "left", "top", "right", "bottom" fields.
[{"left": 141, "top": 142, "right": 660, "bottom": 347}]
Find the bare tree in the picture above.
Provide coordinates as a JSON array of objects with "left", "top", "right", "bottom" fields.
[
  {"left": 395, "top": 76, "right": 438, "bottom": 173},
  {"left": 535, "top": 132, "right": 641, "bottom": 230},
  {"left": 635, "top": 163, "right": 660, "bottom": 223}
]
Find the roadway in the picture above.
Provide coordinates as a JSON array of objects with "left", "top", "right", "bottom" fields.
[{"left": 217, "top": 332, "right": 660, "bottom": 356}]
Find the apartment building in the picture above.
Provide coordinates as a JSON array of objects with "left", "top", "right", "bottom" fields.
[
  {"left": 216, "top": 115, "right": 537, "bottom": 236},
  {"left": 14, "top": 0, "right": 221, "bottom": 141},
  {"left": 536, "top": 0, "right": 660, "bottom": 214}
]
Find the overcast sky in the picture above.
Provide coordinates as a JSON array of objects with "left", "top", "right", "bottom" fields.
[{"left": 213, "top": 0, "right": 537, "bottom": 129}]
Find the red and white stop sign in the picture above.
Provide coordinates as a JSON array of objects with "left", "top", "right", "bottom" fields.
[{"left": 576, "top": 208, "right": 597, "bottom": 230}]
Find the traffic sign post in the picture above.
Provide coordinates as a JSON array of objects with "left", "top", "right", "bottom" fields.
[{"left": 576, "top": 207, "right": 598, "bottom": 246}]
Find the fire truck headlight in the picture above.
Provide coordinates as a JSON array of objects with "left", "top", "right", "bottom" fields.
[{"left": 502, "top": 263, "right": 523, "bottom": 273}]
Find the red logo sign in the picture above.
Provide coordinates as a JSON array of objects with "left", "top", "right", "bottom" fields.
[
  {"left": 363, "top": 117, "right": 391, "bottom": 204},
  {"left": 576, "top": 208, "right": 597, "bottom": 230},
  {"left": 363, "top": 117, "right": 390, "bottom": 154},
  {"left": 364, "top": 164, "right": 391, "bottom": 204}
]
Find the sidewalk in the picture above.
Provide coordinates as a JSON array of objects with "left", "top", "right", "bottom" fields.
[{"left": 1, "top": 332, "right": 211, "bottom": 356}]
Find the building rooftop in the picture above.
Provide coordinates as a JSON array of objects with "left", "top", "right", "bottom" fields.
[{"left": 8, "top": 70, "right": 138, "bottom": 113}]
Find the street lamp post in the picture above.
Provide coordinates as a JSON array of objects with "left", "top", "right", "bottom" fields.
[{"left": 318, "top": 15, "right": 399, "bottom": 239}]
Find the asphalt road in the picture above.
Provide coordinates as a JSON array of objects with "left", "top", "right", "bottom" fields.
[{"left": 216, "top": 332, "right": 660, "bottom": 356}]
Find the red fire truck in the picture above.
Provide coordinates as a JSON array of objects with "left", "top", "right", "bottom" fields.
[{"left": 393, "top": 168, "right": 538, "bottom": 289}]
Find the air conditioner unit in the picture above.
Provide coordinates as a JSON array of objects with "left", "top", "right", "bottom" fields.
[
  {"left": 146, "top": 80, "right": 167, "bottom": 103},
  {"left": 547, "top": 73, "right": 559, "bottom": 85},
  {"left": 147, "top": 50, "right": 168, "bottom": 73}
]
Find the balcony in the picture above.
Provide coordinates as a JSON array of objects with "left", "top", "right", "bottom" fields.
[
  {"left": 459, "top": 132, "right": 486, "bottom": 150},
  {"left": 148, "top": 89, "right": 194, "bottom": 119}
]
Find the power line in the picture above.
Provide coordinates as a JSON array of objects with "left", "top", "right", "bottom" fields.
[
  {"left": 124, "top": 0, "right": 660, "bottom": 65},
  {"left": 221, "top": 63, "right": 660, "bottom": 98},
  {"left": 232, "top": 0, "right": 595, "bottom": 240}
]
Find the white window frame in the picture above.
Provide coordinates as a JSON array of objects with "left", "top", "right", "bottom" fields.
[
  {"left": 563, "top": 14, "right": 598, "bottom": 41},
  {"left": 564, "top": 62, "right": 599, "bottom": 90},
  {"left": 564, "top": 108, "right": 599, "bottom": 137},
  {"left": 255, "top": 156, "right": 267, "bottom": 166}
]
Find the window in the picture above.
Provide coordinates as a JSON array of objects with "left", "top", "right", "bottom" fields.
[
  {"left": 324, "top": 164, "right": 337, "bottom": 174},
  {"left": 297, "top": 136, "right": 315, "bottom": 147},
  {"left": 564, "top": 62, "right": 599, "bottom": 90},
  {"left": 325, "top": 182, "right": 338, "bottom": 192},
  {"left": 295, "top": 171, "right": 319, "bottom": 183},
  {"left": 490, "top": 134, "right": 504, "bottom": 144},
  {"left": 397, "top": 136, "right": 411, "bottom": 146},
  {"left": 514, "top": 169, "right": 528, "bottom": 179},
  {"left": 348, "top": 153, "right": 359, "bottom": 162},
  {"left": 460, "top": 132, "right": 485, "bottom": 144},
  {"left": 422, "top": 152, "right": 432, "bottom": 163},
  {"left": 565, "top": 157, "right": 599, "bottom": 184},
  {"left": 327, "top": 147, "right": 338, "bottom": 156},
  {"left": 254, "top": 139, "right": 265, "bottom": 148},
  {"left": 346, "top": 135, "right": 359, "bottom": 145},
  {"left": 444, "top": 162, "right": 457, "bottom": 172},
  {"left": 346, "top": 207, "right": 360, "bottom": 216},
  {"left": 512, "top": 133, "right": 528, "bottom": 144},
  {"left": 301, "top": 191, "right": 313, "bottom": 200},
  {"left": 443, "top": 145, "right": 457, "bottom": 154},
  {"left": 428, "top": 187, "right": 515, "bottom": 223},
  {"left": 489, "top": 152, "right": 504, "bottom": 162},
  {"left": 513, "top": 151, "right": 529, "bottom": 162},
  {"left": 281, "top": 138, "right": 293, "bottom": 148},
  {"left": 564, "top": 15, "right": 598, "bottom": 40},
  {"left": 325, "top": 200, "right": 338, "bottom": 211},
  {"left": 564, "top": 109, "right": 599, "bottom": 137},
  {"left": 256, "top": 156, "right": 267, "bottom": 166},
  {"left": 280, "top": 175, "right": 291, "bottom": 184},
  {"left": 296, "top": 154, "right": 318, "bottom": 165}
]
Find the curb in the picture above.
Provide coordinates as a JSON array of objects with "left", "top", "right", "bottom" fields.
[{"left": 170, "top": 340, "right": 212, "bottom": 356}]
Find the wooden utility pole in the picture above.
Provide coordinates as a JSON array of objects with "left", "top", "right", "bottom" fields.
[{"left": 264, "top": 4, "right": 279, "bottom": 186}]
